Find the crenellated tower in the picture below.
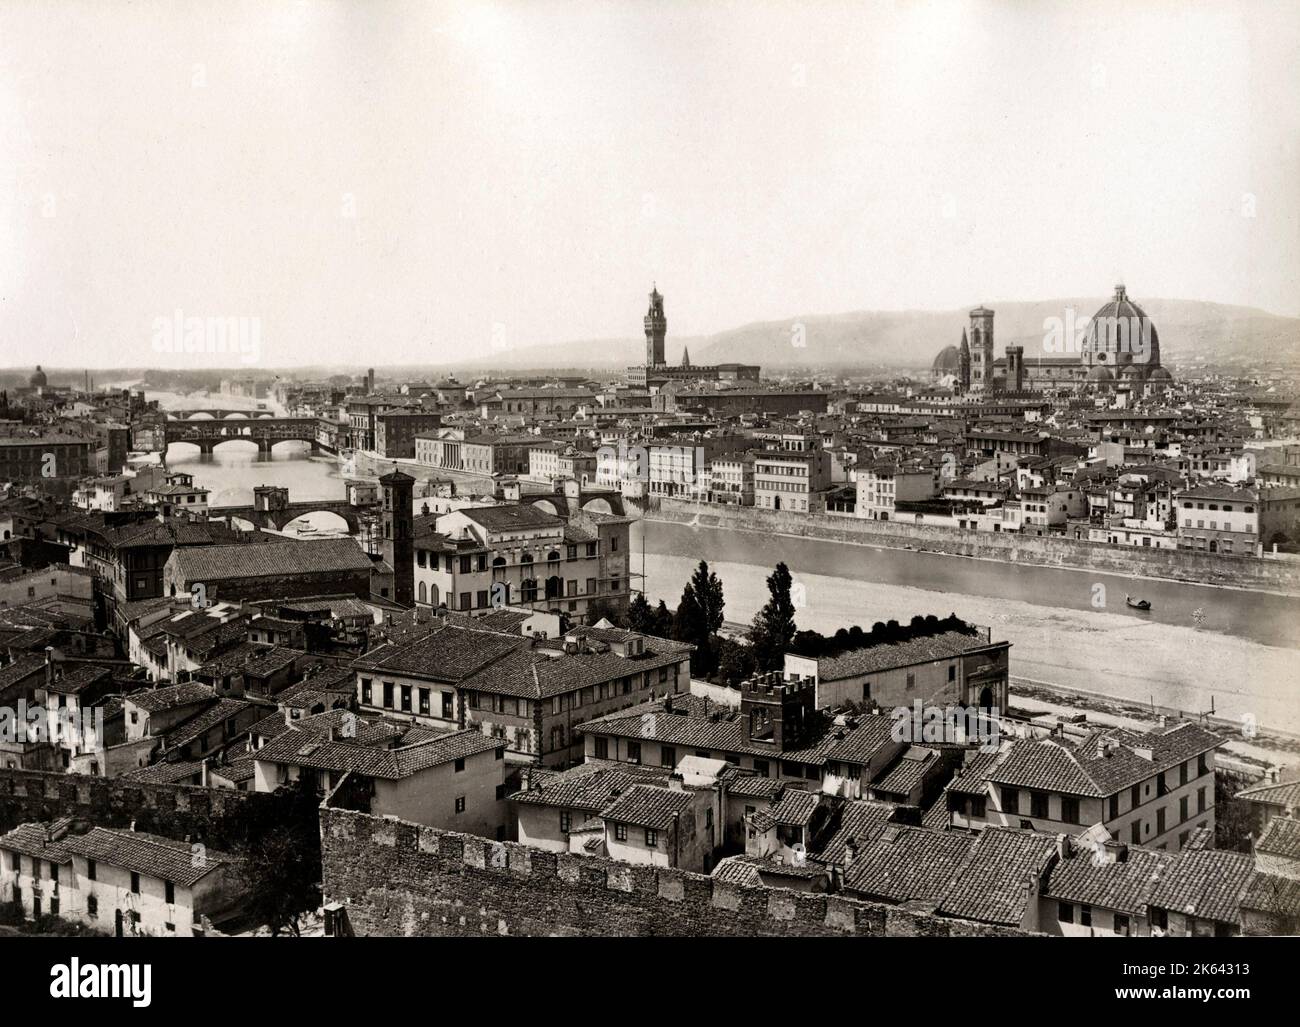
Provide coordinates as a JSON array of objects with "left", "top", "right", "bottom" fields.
[{"left": 644, "top": 285, "right": 667, "bottom": 368}]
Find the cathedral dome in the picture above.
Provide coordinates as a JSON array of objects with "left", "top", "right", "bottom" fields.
[
  {"left": 932, "top": 345, "right": 961, "bottom": 372},
  {"left": 1086, "top": 364, "right": 1114, "bottom": 382},
  {"left": 1085, "top": 285, "right": 1161, "bottom": 368},
  {"left": 29, "top": 365, "right": 47, "bottom": 388}
]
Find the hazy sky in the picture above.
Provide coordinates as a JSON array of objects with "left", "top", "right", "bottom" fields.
[{"left": 2, "top": 0, "right": 1298, "bottom": 369}]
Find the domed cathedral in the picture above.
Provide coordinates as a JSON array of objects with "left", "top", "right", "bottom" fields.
[
  {"left": 932, "top": 286, "right": 1173, "bottom": 395},
  {"left": 29, "top": 365, "right": 48, "bottom": 390}
]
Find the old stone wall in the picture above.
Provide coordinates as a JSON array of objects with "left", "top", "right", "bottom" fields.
[
  {"left": 646, "top": 500, "right": 1300, "bottom": 594},
  {"left": 320, "top": 805, "right": 1027, "bottom": 938},
  {"left": 0, "top": 767, "right": 297, "bottom": 850}
]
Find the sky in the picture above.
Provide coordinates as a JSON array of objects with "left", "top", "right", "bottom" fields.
[{"left": 1, "top": 0, "right": 1298, "bottom": 369}]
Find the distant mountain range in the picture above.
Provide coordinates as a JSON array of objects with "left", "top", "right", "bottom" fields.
[
  {"left": 464, "top": 297, "right": 1300, "bottom": 372},
  {"left": 6, "top": 299, "right": 1296, "bottom": 382}
]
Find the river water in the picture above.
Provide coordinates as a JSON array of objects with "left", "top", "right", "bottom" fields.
[{"left": 140, "top": 391, "right": 1300, "bottom": 732}]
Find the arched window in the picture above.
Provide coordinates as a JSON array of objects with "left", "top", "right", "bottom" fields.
[
  {"left": 418, "top": 581, "right": 428, "bottom": 604},
  {"left": 521, "top": 578, "right": 538, "bottom": 602}
]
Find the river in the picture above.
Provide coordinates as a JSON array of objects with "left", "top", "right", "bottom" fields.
[{"left": 139, "top": 390, "right": 1300, "bottom": 732}]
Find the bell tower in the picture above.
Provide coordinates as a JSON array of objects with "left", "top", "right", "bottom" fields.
[
  {"left": 969, "top": 306, "right": 995, "bottom": 391},
  {"left": 379, "top": 466, "right": 415, "bottom": 607},
  {"left": 644, "top": 285, "right": 667, "bottom": 368}
]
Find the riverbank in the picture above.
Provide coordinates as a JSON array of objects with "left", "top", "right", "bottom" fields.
[
  {"left": 634, "top": 527, "right": 1300, "bottom": 733},
  {"left": 644, "top": 499, "right": 1300, "bottom": 597}
]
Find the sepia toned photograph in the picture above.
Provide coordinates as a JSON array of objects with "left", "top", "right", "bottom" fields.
[{"left": 1, "top": 0, "right": 1298, "bottom": 1004}]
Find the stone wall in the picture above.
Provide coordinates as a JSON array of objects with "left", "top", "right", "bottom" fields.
[
  {"left": 0, "top": 767, "right": 297, "bottom": 850},
  {"left": 645, "top": 500, "right": 1300, "bottom": 594},
  {"left": 320, "top": 805, "right": 1027, "bottom": 938}
]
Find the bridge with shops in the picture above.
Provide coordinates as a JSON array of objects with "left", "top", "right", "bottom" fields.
[{"left": 163, "top": 417, "right": 337, "bottom": 455}]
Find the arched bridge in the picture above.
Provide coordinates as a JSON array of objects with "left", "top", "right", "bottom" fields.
[
  {"left": 164, "top": 417, "right": 325, "bottom": 455},
  {"left": 209, "top": 486, "right": 375, "bottom": 534},
  {"left": 208, "top": 499, "right": 368, "bottom": 533},
  {"left": 165, "top": 408, "right": 279, "bottom": 420}
]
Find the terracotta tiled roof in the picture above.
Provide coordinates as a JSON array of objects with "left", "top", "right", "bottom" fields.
[
  {"left": 1256, "top": 815, "right": 1300, "bottom": 861},
  {"left": 936, "top": 827, "right": 1060, "bottom": 926},
  {"left": 170, "top": 537, "right": 372, "bottom": 582},
  {"left": 599, "top": 784, "right": 695, "bottom": 831},
  {"left": 843, "top": 824, "right": 975, "bottom": 903},
  {"left": 989, "top": 722, "right": 1221, "bottom": 798},
  {"left": 1044, "top": 846, "right": 1175, "bottom": 915},
  {"left": 63, "top": 827, "right": 236, "bottom": 887},
  {"left": 510, "top": 762, "right": 671, "bottom": 812},
  {"left": 1147, "top": 849, "right": 1255, "bottom": 923}
]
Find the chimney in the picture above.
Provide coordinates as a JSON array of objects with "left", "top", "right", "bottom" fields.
[
  {"left": 843, "top": 838, "right": 857, "bottom": 870},
  {"left": 668, "top": 772, "right": 684, "bottom": 791},
  {"left": 1056, "top": 834, "right": 1073, "bottom": 860},
  {"left": 200, "top": 758, "right": 209, "bottom": 788}
]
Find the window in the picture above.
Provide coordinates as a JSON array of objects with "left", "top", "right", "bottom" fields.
[
  {"left": 361, "top": 679, "right": 372, "bottom": 704},
  {"left": 594, "top": 737, "right": 608, "bottom": 760},
  {"left": 1114, "top": 913, "right": 1130, "bottom": 936},
  {"left": 1131, "top": 820, "right": 1141, "bottom": 844},
  {"left": 400, "top": 685, "right": 412, "bottom": 712},
  {"left": 476, "top": 590, "right": 488, "bottom": 609},
  {"left": 165, "top": 880, "right": 174, "bottom": 904},
  {"left": 1061, "top": 796, "right": 1079, "bottom": 824},
  {"left": 754, "top": 759, "right": 770, "bottom": 778},
  {"left": 441, "top": 692, "right": 454, "bottom": 719},
  {"left": 1130, "top": 784, "right": 1141, "bottom": 809},
  {"left": 1058, "top": 902, "right": 1074, "bottom": 924},
  {"left": 454, "top": 758, "right": 466, "bottom": 773},
  {"left": 86, "top": 894, "right": 97, "bottom": 918},
  {"left": 644, "top": 828, "right": 658, "bottom": 848},
  {"left": 1108, "top": 795, "right": 1119, "bottom": 821},
  {"left": 1179, "top": 796, "right": 1189, "bottom": 822},
  {"left": 1156, "top": 807, "right": 1166, "bottom": 834},
  {"left": 1002, "top": 786, "right": 1019, "bottom": 814},
  {"left": 87, "top": 859, "right": 96, "bottom": 881},
  {"left": 560, "top": 811, "right": 571, "bottom": 833},
  {"left": 495, "top": 784, "right": 506, "bottom": 800},
  {"left": 455, "top": 796, "right": 466, "bottom": 814},
  {"left": 661, "top": 745, "right": 676, "bottom": 767},
  {"left": 615, "top": 823, "right": 628, "bottom": 842},
  {"left": 418, "top": 689, "right": 430, "bottom": 716},
  {"left": 382, "top": 682, "right": 394, "bottom": 709},
  {"left": 948, "top": 665, "right": 955, "bottom": 682},
  {"left": 1030, "top": 792, "right": 1048, "bottom": 819},
  {"left": 628, "top": 741, "right": 641, "bottom": 764},
  {"left": 130, "top": 871, "right": 140, "bottom": 894},
  {"left": 970, "top": 795, "right": 986, "bottom": 818},
  {"left": 1080, "top": 905, "right": 1092, "bottom": 928},
  {"left": 1198, "top": 786, "right": 1207, "bottom": 814}
]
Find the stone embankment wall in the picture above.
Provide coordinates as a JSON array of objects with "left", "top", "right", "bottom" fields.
[
  {"left": 319, "top": 806, "right": 1027, "bottom": 938},
  {"left": 645, "top": 500, "right": 1300, "bottom": 594}
]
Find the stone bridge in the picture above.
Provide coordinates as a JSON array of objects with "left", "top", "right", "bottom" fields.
[
  {"left": 164, "top": 417, "right": 329, "bottom": 455},
  {"left": 209, "top": 486, "right": 374, "bottom": 534},
  {"left": 165, "top": 408, "right": 279, "bottom": 420}
]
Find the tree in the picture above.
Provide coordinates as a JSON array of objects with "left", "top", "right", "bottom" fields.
[
  {"left": 749, "top": 561, "right": 798, "bottom": 672},
  {"left": 237, "top": 781, "right": 322, "bottom": 937},
  {"left": 715, "top": 636, "right": 756, "bottom": 686},
  {"left": 653, "top": 600, "right": 674, "bottom": 639},
  {"left": 627, "top": 592, "right": 656, "bottom": 634},
  {"left": 673, "top": 560, "right": 726, "bottom": 676}
]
